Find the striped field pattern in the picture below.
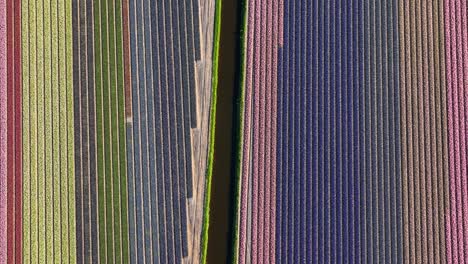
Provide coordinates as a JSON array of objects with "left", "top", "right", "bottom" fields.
[
  {"left": 0, "top": 0, "right": 219, "bottom": 263},
  {"left": 236, "top": 0, "right": 468, "bottom": 263}
]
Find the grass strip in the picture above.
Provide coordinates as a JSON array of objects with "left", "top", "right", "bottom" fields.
[
  {"left": 200, "top": 0, "right": 222, "bottom": 262},
  {"left": 231, "top": 0, "right": 248, "bottom": 262}
]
